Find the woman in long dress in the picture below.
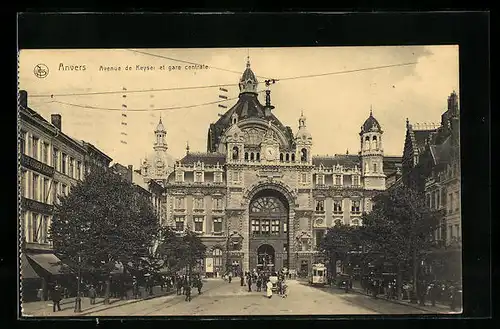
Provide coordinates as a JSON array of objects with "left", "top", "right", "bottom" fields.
[{"left": 266, "top": 279, "right": 273, "bottom": 299}]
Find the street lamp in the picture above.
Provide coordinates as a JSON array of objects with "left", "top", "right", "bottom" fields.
[{"left": 74, "top": 246, "right": 82, "bottom": 313}]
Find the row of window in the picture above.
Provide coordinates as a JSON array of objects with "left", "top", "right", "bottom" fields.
[
  {"left": 20, "top": 170, "right": 70, "bottom": 203},
  {"left": 174, "top": 196, "right": 224, "bottom": 210},
  {"left": 20, "top": 131, "right": 84, "bottom": 180},
  {"left": 174, "top": 171, "right": 224, "bottom": 183},
  {"left": 174, "top": 216, "right": 223, "bottom": 233},
  {"left": 251, "top": 219, "right": 288, "bottom": 235},
  {"left": 231, "top": 147, "right": 309, "bottom": 162},
  {"left": 315, "top": 174, "right": 360, "bottom": 186},
  {"left": 434, "top": 223, "right": 461, "bottom": 242},
  {"left": 23, "top": 211, "right": 50, "bottom": 244},
  {"left": 426, "top": 189, "right": 460, "bottom": 213},
  {"left": 315, "top": 199, "right": 361, "bottom": 213},
  {"left": 363, "top": 135, "right": 381, "bottom": 150}
]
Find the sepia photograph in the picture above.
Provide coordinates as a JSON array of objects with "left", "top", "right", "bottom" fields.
[{"left": 18, "top": 46, "right": 462, "bottom": 317}]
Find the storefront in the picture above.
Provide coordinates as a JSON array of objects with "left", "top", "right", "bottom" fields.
[{"left": 21, "top": 252, "right": 66, "bottom": 302}]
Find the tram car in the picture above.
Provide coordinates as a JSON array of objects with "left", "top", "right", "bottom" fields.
[{"left": 309, "top": 263, "right": 327, "bottom": 286}]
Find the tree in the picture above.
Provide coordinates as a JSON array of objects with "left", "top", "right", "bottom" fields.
[
  {"left": 359, "top": 185, "right": 443, "bottom": 299},
  {"left": 157, "top": 227, "right": 206, "bottom": 279},
  {"left": 50, "top": 168, "right": 160, "bottom": 304},
  {"left": 319, "top": 221, "right": 361, "bottom": 281}
]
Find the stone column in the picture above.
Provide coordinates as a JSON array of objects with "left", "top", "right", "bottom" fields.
[{"left": 242, "top": 209, "right": 250, "bottom": 273}]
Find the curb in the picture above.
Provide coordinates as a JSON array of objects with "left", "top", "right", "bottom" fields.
[
  {"left": 348, "top": 287, "right": 454, "bottom": 313},
  {"left": 81, "top": 280, "right": 227, "bottom": 315},
  {"left": 78, "top": 291, "right": 176, "bottom": 316}
]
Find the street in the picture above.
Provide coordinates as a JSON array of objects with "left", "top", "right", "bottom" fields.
[{"left": 81, "top": 279, "right": 434, "bottom": 316}]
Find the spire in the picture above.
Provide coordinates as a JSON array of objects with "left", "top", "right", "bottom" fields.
[
  {"left": 346, "top": 149, "right": 349, "bottom": 155},
  {"left": 246, "top": 55, "right": 251, "bottom": 68},
  {"left": 299, "top": 110, "right": 306, "bottom": 128},
  {"left": 186, "top": 141, "right": 190, "bottom": 155},
  {"left": 370, "top": 104, "right": 373, "bottom": 116}
]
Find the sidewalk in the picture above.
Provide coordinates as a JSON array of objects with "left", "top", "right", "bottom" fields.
[
  {"left": 348, "top": 282, "right": 461, "bottom": 314},
  {"left": 22, "top": 285, "right": 176, "bottom": 317}
]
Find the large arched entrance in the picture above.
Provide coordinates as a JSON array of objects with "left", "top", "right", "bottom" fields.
[{"left": 249, "top": 189, "right": 289, "bottom": 272}]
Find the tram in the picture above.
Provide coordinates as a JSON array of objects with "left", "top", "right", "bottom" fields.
[{"left": 309, "top": 263, "right": 327, "bottom": 286}]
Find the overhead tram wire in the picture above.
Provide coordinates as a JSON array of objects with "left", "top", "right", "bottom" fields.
[
  {"left": 50, "top": 90, "right": 267, "bottom": 112},
  {"left": 126, "top": 49, "right": 274, "bottom": 80},
  {"left": 29, "top": 61, "right": 418, "bottom": 98}
]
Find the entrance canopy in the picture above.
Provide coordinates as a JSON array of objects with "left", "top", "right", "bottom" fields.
[{"left": 26, "top": 253, "right": 64, "bottom": 276}]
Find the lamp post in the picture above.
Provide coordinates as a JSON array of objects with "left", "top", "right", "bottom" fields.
[{"left": 74, "top": 252, "right": 82, "bottom": 313}]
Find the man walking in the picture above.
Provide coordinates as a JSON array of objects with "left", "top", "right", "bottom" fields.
[
  {"left": 51, "top": 285, "right": 62, "bottom": 312},
  {"left": 247, "top": 273, "right": 253, "bottom": 292},
  {"left": 88, "top": 285, "right": 97, "bottom": 305},
  {"left": 184, "top": 279, "right": 192, "bottom": 302}
]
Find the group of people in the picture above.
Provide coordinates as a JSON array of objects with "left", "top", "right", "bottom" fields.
[
  {"left": 229, "top": 269, "right": 288, "bottom": 299},
  {"left": 360, "top": 274, "right": 462, "bottom": 311},
  {"left": 174, "top": 274, "right": 204, "bottom": 302}
]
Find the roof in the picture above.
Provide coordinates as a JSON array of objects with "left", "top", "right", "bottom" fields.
[
  {"left": 155, "top": 118, "right": 166, "bottom": 132},
  {"left": 210, "top": 93, "right": 294, "bottom": 147},
  {"left": 413, "top": 130, "right": 436, "bottom": 151},
  {"left": 179, "top": 152, "right": 226, "bottom": 166},
  {"left": 241, "top": 66, "right": 257, "bottom": 83},
  {"left": 383, "top": 156, "right": 402, "bottom": 173},
  {"left": 361, "top": 113, "right": 381, "bottom": 133},
  {"left": 312, "top": 154, "right": 360, "bottom": 168},
  {"left": 430, "top": 136, "right": 452, "bottom": 166}
]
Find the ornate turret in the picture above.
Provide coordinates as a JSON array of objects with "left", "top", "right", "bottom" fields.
[
  {"left": 238, "top": 56, "right": 258, "bottom": 95},
  {"left": 359, "top": 107, "right": 385, "bottom": 190},
  {"left": 295, "top": 111, "right": 313, "bottom": 164},
  {"left": 154, "top": 116, "right": 167, "bottom": 152}
]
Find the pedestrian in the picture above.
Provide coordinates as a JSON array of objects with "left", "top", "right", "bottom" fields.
[
  {"left": 428, "top": 281, "right": 437, "bottom": 307},
  {"left": 247, "top": 274, "right": 253, "bottom": 292},
  {"left": 51, "top": 285, "right": 62, "bottom": 312},
  {"left": 184, "top": 280, "right": 192, "bottom": 302},
  {"left": 240, "top": 273, "right": 245, "bottom": 287},
  {"left": 88, "top": 285, "right": 97, "bottom": 305},
  {"left": 196, "top": 277, "right": 203, "bottom": 295},
  {"left": 266, "top": 279, "right": 273, "bottom": 299},
  {"left": 176, "top": 277, "right": 182, "bottom": 295},
  {"left": 281, "top": 282, "right": 288, "bottom": 298},
  {"left": 256, "top": 276, "right": 262, "bottom": 292},
  {"left": 228, "top": 272, "right": 232, "bottom": 283}
]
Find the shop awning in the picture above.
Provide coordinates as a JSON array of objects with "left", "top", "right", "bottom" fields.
[
  {"left": 21, "top": 254, "right": 40, "bottom": 279},
  {"left": 26, "top": 253, "right": 63, "bottom": 275}
]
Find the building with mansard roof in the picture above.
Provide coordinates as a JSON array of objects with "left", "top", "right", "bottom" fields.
[
  {"left": 401, "top": 91, "right": 461, "bottom": 282},
  {"left": 139, "top": 58, "right": 402, "bottom": 277}
]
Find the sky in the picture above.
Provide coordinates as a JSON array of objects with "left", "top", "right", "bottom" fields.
[{"left": 18, "top": 46, "right": 459, "bottom": 169}]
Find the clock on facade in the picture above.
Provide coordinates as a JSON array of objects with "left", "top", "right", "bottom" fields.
[{"left": 265, "top": 147, "right": 275, "bottom": 160}]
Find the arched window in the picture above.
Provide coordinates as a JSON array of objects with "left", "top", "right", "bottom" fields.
[
  {"left": 232, "top": 146, "right": 239, "bottom": 160},
  {"left": 372, "top": 135, "right": 378, "bottom": 149},
  {"left": 250, "top": 196, "right": 287, "bottom": 237},
  {"left": 291, "top": 153, "right": 295, "bottom": 162},
  {"left": 301, "top": 148, "right": 308, "bottom": 162},
  {"left": 280, "top": 153, "right": 284, "bottom": 162},
  {"left": 250, "top": 152, "right": 255, "bottom": 161},
  {"left": 244, "top": 152, "right": 249, "bottom": 161},
  {"left": 285, "top": 153, "right": 290, "bottom": 162},
  {"left": 256, "top": 153, "right": 260, "bottom": 161},
  {"left": 365, "top": 136, "right": 370, "bottom": 149}
]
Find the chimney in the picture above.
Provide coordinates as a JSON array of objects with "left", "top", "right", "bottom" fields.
[
  {"left": 51, "top": 114, "right": 62, "bottom": 130},
  {"left": 19, "top": 90, "right": 28, "bottom": 108}
]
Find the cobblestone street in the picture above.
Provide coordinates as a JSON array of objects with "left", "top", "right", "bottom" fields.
[{"left": 77, "top": 279, "right": 446, "bottom": 316}]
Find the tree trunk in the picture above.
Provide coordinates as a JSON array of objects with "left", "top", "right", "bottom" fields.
[
  {"left": 331, "top": 253, "right": 337, "bottom": 281},
  {"left": 104, "top": 277, "right": 111, "bottom": 304},
  {"left": 396, "top": 262, "right": 403, "bottom": 300},
  {"left": 412, "top": 247, "right": 418, "bottom": 303}
]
